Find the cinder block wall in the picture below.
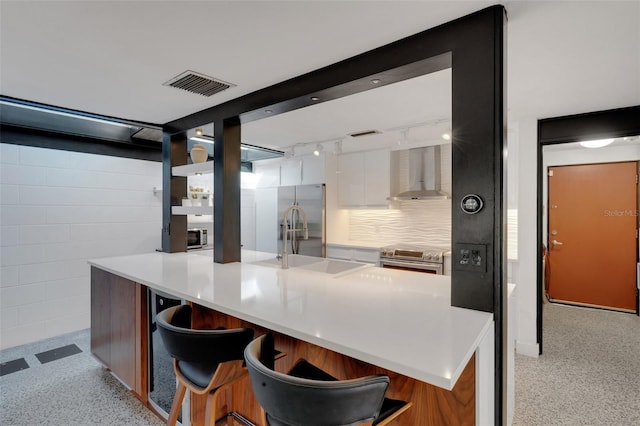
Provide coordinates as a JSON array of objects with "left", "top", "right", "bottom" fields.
[{"left": 0, "top": 143, "right": 161, "bottom": 349}]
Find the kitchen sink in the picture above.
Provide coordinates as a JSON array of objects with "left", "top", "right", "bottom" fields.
[
  {"left": 295, "top": 259, "right": 370, "bottom": 275},
  {"left": 251, "top": 255, "right": 323, "bottom": 268},
  {"left": 250, "top": 255, "right": 370, "bottom": 276}
]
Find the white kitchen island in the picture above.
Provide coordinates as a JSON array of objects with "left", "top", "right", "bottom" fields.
[{"left": 89, "top": 249, "right": 494, "bottom": 425}]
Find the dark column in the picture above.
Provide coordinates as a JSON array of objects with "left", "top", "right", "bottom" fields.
[
  {"left": 449, "top": 8, "right": 507, "bottom": 425},
  {"left": 162, "top": 131, "right": 187, "bottom": 253},
  {"left": 213, "top": 118, "right": 241, "bottom": 263}
]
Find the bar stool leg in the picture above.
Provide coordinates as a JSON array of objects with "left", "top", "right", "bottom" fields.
[{"left": 167, "top": 382, "right": 187, "bottom": 426}]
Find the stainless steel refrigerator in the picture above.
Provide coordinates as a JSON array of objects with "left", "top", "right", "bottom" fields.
[{"left": 277, "top": 184, "right": 325, "bottom": 258}]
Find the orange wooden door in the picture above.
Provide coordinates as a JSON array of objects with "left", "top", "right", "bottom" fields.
[{"left": 547, "top": 161, "right": 638, "bottom": 311}]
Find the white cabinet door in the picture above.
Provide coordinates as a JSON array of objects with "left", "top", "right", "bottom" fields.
[
  {"left": 327, "top": 245, "right": 353, "bottom": 260},
  {"left": 337, "top": 150, "right": 388, "bottom": 207},
  {"left": 254, "top": 188, "right": 278, "bottom": 253},
  {"left": 241, "top": 189, "right": 256, "bottom": 250},
  {"left": 280, "top": 159, "right": 302, "bottom": 186},
  {"left": 301, "top": 155, "right": 325, "bottom": 185},
  {"left": 254, "top": 160, "right": 281, "bottom": 188},
  {"left": 337, "top": 152, "right": 365, "bottom": 206},
  {"left": 353, "top": 248, "right": 380, "bottom": 264},
  {"left": 363, "top": 150, "right": 390, "bottom": 205},
  {"left": 327, "top": 245, "right": 380, "bottom": 264}
]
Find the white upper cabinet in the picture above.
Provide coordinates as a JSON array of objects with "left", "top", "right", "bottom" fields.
[
  {"left": 338, "top": 149, "right": 390, "bottom": 207},
  {"left": 254, "top": 154, "right": 325, "bottom": 188},
  {"left": 254, "top": 159, "right": 281, "bottom": 188},
  {"left": 280, "top": 158, "right": 302, "bottom": 186},
  {"left": 301, "top": 154, "right": 326, "bottom": 185},
  {"left": 363, "top": 150, "right": 390, "bottom": 205},
  {"left": 338, "top": 152, "right": 365, "bottom": 206}
]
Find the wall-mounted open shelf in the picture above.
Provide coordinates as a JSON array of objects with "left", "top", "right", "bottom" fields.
[
  {"left": 172, "top": 205, "right": 213, "bottom": 216},
  {"left": 172, "top": 161, "right": 213, "bottom": 177}
]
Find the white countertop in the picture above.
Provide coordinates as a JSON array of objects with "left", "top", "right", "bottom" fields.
[{"left": 88, "top": 250, "right": 493, "bottom": 390}]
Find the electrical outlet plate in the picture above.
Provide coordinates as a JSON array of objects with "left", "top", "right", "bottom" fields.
[{"left": 454, "top": 243, "right": 487, "bottom": 272}]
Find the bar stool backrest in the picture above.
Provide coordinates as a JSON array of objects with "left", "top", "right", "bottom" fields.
[
  {"left": 157, "top": 305, "right": 253, "bottom": 366},
  {"left": 245, "top": 335, "right": 389, "bottom": 426}
]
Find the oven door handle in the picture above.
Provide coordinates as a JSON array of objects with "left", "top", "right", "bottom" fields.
[{"left": 379, "top": 259, "right": 443, "bottom": 274}]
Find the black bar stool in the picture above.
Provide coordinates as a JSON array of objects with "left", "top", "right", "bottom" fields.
[
  {"left": 156, "top": 304, "right": 254, "bottom": 426},
  {"left": 244, "top": 334, "right": 412, "bottom": 426}
]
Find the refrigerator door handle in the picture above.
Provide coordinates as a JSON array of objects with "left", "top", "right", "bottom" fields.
[{"left": 292, "top": 207, "right": 299, "bottom": 254}]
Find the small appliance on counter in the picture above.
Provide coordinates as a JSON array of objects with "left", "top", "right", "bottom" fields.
[
  {"left": 187, "top": 227, "right": 207, "bottom": 249},
  {"left": 379, "top": 244, "right": 446, "bottom": 274}
]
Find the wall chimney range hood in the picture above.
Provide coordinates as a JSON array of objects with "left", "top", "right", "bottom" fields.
[{"left": 388, "top": 145, "right": 450, "bottom": 201}]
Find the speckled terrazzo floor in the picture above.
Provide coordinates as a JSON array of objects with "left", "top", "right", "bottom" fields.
[
  {"left": 3, "top": 304, "right": 639, "bottom": 426},
  {"left": 0, "top": 329, "right": 164, "bottom": 426},
  {"left": 513, "top": 303, "right": 640, "bottom": 426}
]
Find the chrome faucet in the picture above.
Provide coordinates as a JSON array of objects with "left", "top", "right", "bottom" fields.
[{"left": 279, "top": 205, "right": 308, "bottom": 269}]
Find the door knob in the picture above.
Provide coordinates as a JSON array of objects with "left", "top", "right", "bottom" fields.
[{"left": 551, "top": 239, "right": 564, "bottom": 246}]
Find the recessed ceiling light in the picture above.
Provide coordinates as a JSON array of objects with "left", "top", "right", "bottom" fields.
[
  {"left": 579, "top": 138, "right": 614, "bottom": 148},
  {"left": 265, "top": 109, "right": 273, "bottom": 114},
  {"left": 442, "top": 132, "right": 451, "bottom": 141},
  {"left": 310, "top": 96, "right": 320, "bottom": 101},
  {"left": 195, "top": 128, "right": 203, "bottom": 136},
  {"left": 371, "top": 79, "right": 381, "bottom": 84},
  {"left": 313, "top": 144, "right": 323, "bottom": 156}
]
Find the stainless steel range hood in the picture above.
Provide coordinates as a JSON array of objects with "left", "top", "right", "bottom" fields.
[{"left": 388, "top": 145, "right": 450, "bottom": 201}]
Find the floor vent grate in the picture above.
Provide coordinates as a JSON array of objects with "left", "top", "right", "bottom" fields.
[{"left": 163, "top": 70, "right": 235, "bottom": 97}]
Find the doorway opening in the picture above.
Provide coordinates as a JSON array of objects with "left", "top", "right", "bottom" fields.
[{"left": 536, "top": 106, "right": 640, "bottom": 354}]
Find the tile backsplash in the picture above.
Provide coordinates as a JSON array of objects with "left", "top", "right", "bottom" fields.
[{"left": 348, "top": 200, "right": 451, "bottom": 248}]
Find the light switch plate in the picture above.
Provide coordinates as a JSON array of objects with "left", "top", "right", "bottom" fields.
[{"left": 454, "top": 243, "right": 487, "bottom": 272}]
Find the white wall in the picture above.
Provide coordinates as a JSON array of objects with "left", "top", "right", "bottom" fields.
[{"left": 0, "top": 143, "right": 162, "bottom": 349}]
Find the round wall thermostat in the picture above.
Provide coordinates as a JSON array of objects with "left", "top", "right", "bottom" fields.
[{"left": 461, "top": 194, "right": 483, "bottom": 214}]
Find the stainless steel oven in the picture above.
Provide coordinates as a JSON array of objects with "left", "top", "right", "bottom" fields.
[{"left": 379, "top": 245, "right": 445, "bottom": 275}]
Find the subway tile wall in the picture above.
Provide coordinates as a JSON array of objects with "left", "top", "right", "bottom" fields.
[{"left": 0, "top": 143, "right": 162, "bottom": 349}]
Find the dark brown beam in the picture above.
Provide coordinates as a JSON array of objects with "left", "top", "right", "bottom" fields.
[
  {"left": 161, "top": 131, "right": 187, "bottom": 253},
  {"left": 214, "top": 118, "right": 242, "bottom": 263}
]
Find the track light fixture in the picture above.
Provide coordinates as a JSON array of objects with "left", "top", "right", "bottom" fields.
[{"left": 333, "top": 140, "right": 343, "bottom": 155}]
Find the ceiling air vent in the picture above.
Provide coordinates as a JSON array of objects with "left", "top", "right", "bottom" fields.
[
  {"left": 349, "top": 129, "right": 381, "bottom": 138},
  {"left": 163, "top": 70, "right": 235, "bottom": 97}
]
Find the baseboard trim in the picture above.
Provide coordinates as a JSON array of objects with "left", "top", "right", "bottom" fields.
[{"left": 515, "top": 341, "right": 539, "bottom": 357}]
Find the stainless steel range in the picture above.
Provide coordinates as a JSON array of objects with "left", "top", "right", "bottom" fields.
[{"left": 379, "top": 244, "right": 445, "bottom": 275}]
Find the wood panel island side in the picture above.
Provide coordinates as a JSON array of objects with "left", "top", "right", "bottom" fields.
[{"left": 89, "top": 250, "right": 494, "bottom": 425}]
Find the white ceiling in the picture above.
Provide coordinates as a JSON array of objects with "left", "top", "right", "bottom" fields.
[{"left": 1, "top": 1, "right": 638, "bottom": 151}]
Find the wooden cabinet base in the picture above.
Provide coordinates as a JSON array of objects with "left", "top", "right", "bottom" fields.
[
  {"left": 90, "top": 267, "right": 148, "bottom": 400},
  {"left": 190, "top": 304, "right": 475, "bottom": 426},
  {"left": 90, "top": 268, "right": 475, "bottom": 426}
]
